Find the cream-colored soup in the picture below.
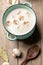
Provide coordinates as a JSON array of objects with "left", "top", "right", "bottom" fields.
[{"left": 6, "top": 8, "right": 35, "bottom": 35}]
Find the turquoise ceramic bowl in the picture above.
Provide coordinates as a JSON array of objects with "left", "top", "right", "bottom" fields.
[{"left": 2, "top": 2, "right": 36, "bottom": 41}]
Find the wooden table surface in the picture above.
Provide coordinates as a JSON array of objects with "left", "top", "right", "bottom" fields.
[{"left": 0, "top": 0, "right": 43, "bottom": 65}]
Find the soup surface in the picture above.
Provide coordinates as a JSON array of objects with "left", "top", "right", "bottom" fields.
[{"left": 6, "top": 8, "right": 35, "bottom": 35}]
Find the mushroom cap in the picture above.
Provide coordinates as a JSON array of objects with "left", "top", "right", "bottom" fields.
[{"left": 2, "top": 62, "right": 9, "bottom": 65}]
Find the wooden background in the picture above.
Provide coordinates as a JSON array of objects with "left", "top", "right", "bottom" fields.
[{"left": 0, "top": 0, "right": 43, "bottom": 65}]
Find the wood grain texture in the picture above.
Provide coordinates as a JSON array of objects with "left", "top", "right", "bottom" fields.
[
  {"left": 19, "top": 0, "right": 43, "bottom": 65},
  {"left": 0, "top": 0, "right": 43, "bottom": 65}
]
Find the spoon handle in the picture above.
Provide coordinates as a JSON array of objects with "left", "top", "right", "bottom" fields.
[{"left": 20, "top": 58, "right": 28, "bottom": 65}]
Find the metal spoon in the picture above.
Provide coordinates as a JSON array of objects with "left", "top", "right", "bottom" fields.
[{"left": 20, "top": 45, "right": 40, "bottom": 65}]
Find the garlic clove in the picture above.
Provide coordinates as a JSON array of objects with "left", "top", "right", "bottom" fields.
[
  {"left": 2, "top": 62, "right": 9, "bottom": 65},
  {"left": 12, "top": 48, "right": 21, "bottom": 57}
]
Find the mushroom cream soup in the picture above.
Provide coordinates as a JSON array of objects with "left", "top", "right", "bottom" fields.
[{"left": 6, "top": 8, "right": 35, "bottom": 35}]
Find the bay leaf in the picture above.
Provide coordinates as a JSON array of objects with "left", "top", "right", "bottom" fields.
[{"left": 0, "top": 48, "right": 9, "bottom": 62}]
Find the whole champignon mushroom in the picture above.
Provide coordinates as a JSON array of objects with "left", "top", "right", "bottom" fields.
[
  {"left": 8, "top": 0, "right": 19, "bottom": 5},
  {"left": 12, "top": 48, "right": 22, "bottom": 58},
  {"left": 2, "top": 62, "right": 9, "bottom": 65}
]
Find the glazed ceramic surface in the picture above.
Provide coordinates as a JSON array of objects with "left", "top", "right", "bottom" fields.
[{"left": 2, "top": 2, "right": 36, "bottom": 40}]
